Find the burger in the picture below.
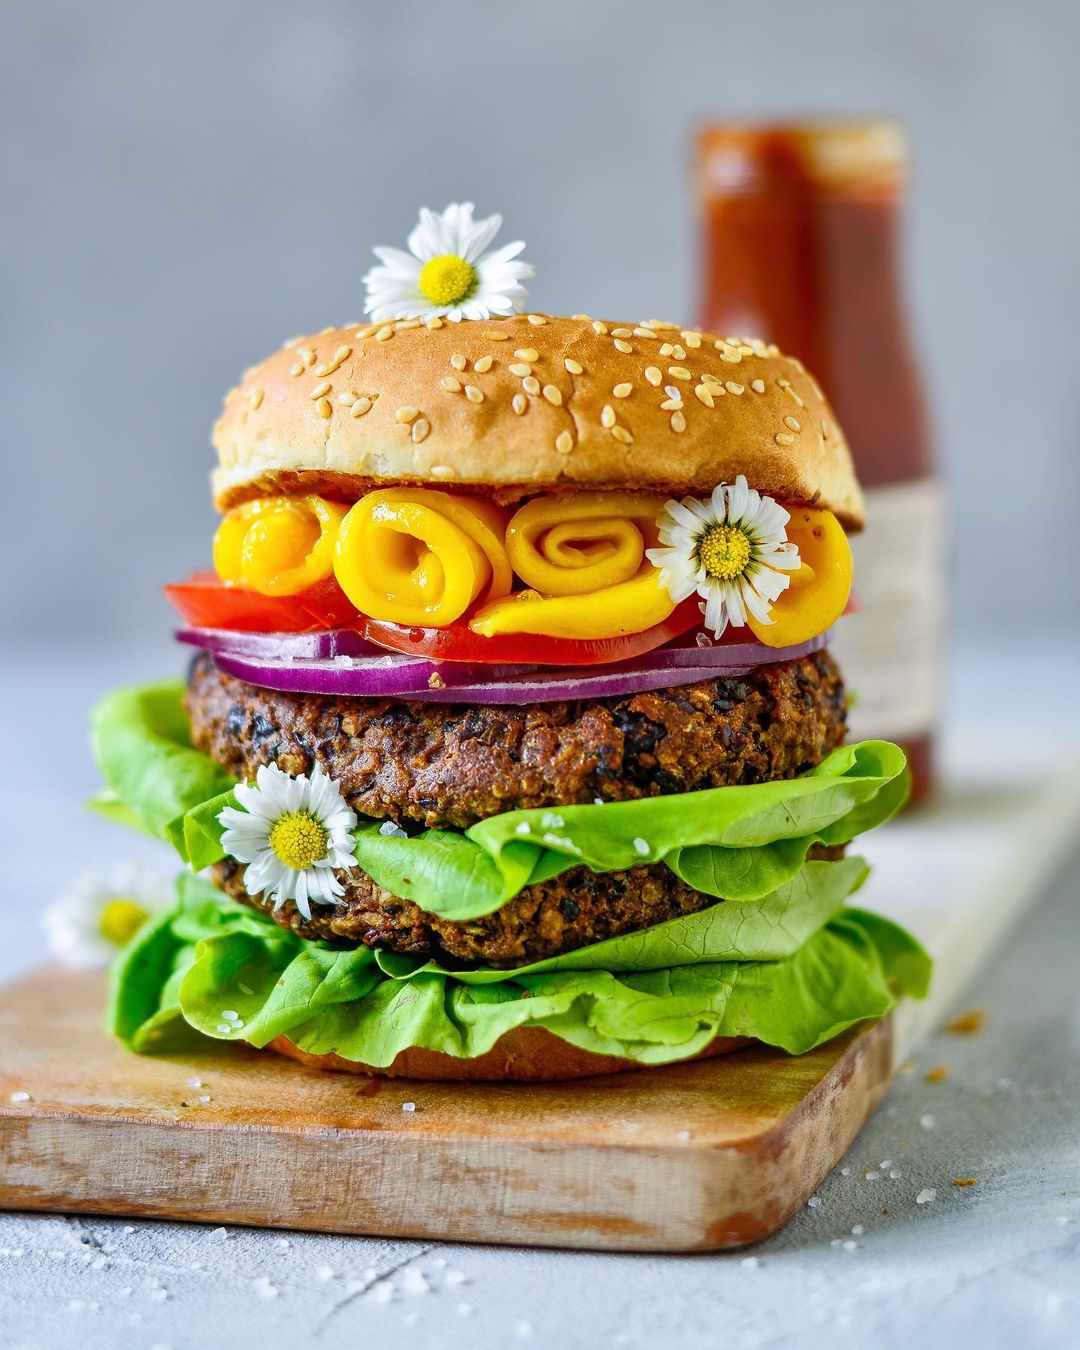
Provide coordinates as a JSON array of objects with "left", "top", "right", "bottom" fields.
[{"left": 93, "top": 205, "right": 927, "bottom": 1081}]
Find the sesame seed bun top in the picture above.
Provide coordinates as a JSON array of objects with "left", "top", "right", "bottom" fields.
[{"left": 212, "top": 313, "right": 864, "bottom": 529}]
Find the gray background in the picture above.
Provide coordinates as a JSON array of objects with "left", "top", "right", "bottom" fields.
[{"left": 1, "top": 0, "right": 1077, "bottom": 643}]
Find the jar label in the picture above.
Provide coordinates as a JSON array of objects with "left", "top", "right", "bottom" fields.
[{"left": 828, "top": 479, "right": 944, "bottom": 743}]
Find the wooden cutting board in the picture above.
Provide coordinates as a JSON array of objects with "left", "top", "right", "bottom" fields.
[
  {"left": 2, "top": 751, "right": 1076, "bottom": 1251},
  {"left": 0, "top": 968, "right": 891, "bottom": 1252}
]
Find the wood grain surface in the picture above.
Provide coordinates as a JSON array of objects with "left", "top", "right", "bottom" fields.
[{"left": 0, "top": 967, "right": 893, "bottom": 1252}]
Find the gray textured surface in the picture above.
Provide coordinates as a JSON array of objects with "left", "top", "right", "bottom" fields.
[
  {"left": 1, "top": 851, "right": 1077, "bottom": 1350},
  {"left": 2, "top": 0, "right": 1078, "bottom": 641}
]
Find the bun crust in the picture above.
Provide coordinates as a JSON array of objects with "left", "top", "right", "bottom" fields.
[
  {"left": 268, "top": 1029, "right": 751, "bottom": 1082},
  {"left": 213, "top": 315, "right": 863, "bottom": 528}
]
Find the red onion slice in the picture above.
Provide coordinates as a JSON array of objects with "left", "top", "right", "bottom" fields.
[{"left": 199, "top": 628, "right": 832, "bottom": 704}]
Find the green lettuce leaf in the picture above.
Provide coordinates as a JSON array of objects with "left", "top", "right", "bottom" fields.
[
  {"left": 110, "top": 877, "right": 929, "bottom": 1066},
  {"left": 91, "top": 681, "right": 909, "bottom": 921}
]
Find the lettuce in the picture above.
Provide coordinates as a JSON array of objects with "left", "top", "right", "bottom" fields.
[
  {"left": 111, "top": 874, "right": 929, "bottom": 1066},
  {"left": 91, "top": 682, "right": 909, "bottom": 921}
]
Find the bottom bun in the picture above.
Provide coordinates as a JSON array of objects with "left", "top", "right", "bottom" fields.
[{"left": 267, "top": 1028, "right": 752, "bottom": 1082}]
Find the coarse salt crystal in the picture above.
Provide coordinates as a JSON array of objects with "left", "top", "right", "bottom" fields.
[
  {"left": 676, "top": 1129, "right": 691, "bottom": 1141},
  {"left": 444, "top": 1269, "right": 468, "bottom": 1286},
  {"left": 919, "top": 1113, "right": 935, "bottom": 1130},
  {"left": 840, "top": 1166, "right": 851, "bottom": 1176},
  {"left": 741, "top": 1255, "right": 760, "bottom": 1268},
  {"left": 186, "top": 1077, "right": 202, "bottom": 1089},
  {"left": 207, "top": 1227, "right": 228, "bottom": 1241},
  {"left": 593, "top": 797, "right": 605, "bottom": 806},
  {"left": 842, "top": 1239, "right": 858, "bottom": 1252},
  {"left": 916, "top": 1188, "right": 937, "bottom": 1205},
  {"left": 514, "top": 822, "right": 531, "bottom": 836},
  {"left": 252, "top": 1277, "right": 277, "bottom": 1300},
  {"left": 633, "top": 837, "right": 650, "bottom": 856},
  {"left": 865, "top": 1171, "right": 881, "bottom": 1181},
  {"left": 378, "top": 820, "right": 408, "bottom": 838},
  {"left": 852, "top": 1223, "right": 864, "bottom": 1235},
  {"left": 889, "top": 1169, "right": 902, "bottom": 1180},
  {"left": 807, "top": 1196, "right": 822, "bottom": 1208},
  {"left": 315, "top": 1265, "right": 335, "bottom": 1281},
  {"left": 370, "top": 1282, "right": 393, "bottom": 1304},
  {"left": 402, "top": 1101, "right": 416, "bottom": 1113},
  {"left": 880, "top": 1159, "right": 893, "bottom": 1168},
  {"left": 401, "top": 1267, "right": 429, "bottom": 1294},
  {"left": 9, "top": 1091, "right": 30, "bottom": 1103}
]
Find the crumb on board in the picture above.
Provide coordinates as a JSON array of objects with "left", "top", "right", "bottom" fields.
[
  {"left": 924, "top": 1065, "right": 950, "bottom": 1083},
  {"left": 952, "top": 1177, "right": 978, "bottom": 1188},
  {"left": 946, "top": 1008, "right": 986, "bottom": 1035}
]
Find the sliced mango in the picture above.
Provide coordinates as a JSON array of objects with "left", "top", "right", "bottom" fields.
[{"left": 747, "top": 507, "right": 852, "bottom": 647}]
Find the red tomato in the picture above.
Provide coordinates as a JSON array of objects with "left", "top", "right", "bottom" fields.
[
  {"left": 164, "top": 571, "right": 359, "bottom": 633},
  {"left": 360, "top": 598, "right": 703, "bottom": 665}
]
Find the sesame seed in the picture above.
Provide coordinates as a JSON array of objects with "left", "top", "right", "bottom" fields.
[
  {"left": 725, "top": 381, "right": 745, "bottom": 395},
  {"left": 591, "top": 321, "right": 608, "bottom": 334},
  {"left": 509, "top": 363, "right": 532, "bottom": 378},
  {"left": 564, "top": 357, "right": 583, "bottom": 375},
  {"left": 315, "top": 397, "right": 332, "bottom": 418},
  {"left": 297, "top": 347, "right": 316, "bottom": 365},
  {"left": 613, "top": 338, "right": 632, "bottom": 354},
  {"left": 670, "top": 411, "right": 686, "bottom": 433},
  {"left": 464, "top": 385, "right": 484, "bottom": 403},
  {"left": 784, "top": 415, "right": 801, "bottom": 431},
  {"left": 668, "top": 366, "right": 691, "bottom": 381},
  {"left": 778, "top": 378, "right": 805, "bottom": 406},
  {"left": 430, "top": 464, "right": 456, "bottom": 478},
  {"left": 694, "top": 385, "right": 714, "bottom": 408},
  {"left": 309, "top": 380, "right": 332, "bottom": 400},
  {"left": 354, "top": 327, "right": 376, "bottom": 340},
  {"left": 611, "top": 327, "right": 633, "bottom": 338},
  {"left": 512, "top": 393, "right": 527, "bottom": 415},
  {"left": 375, "top": 326, "right": 394, "bottom": 341},
  {"left": 395, "top": 318, "right": 422, "bottom": 330},
  {"left": 426, "top": 316, "right": 444, "bottom": 329},
  {"left": 720, "top": 350, "right": 743, "bottom": 364},
  {"left": 440, "top": 376, "right": 462, "bottom": 392},
  {"left": 611, "top": 425, "right": 633, "bottom": 444},
  {"left": 338, "top": 391, "right": 357, "bottom": 405},
  {"left": 484, "top": 330, "right": 510, "bottom": 340},
  {"left": 664, "top": 385, "right": 682, "bottom": 402},
  {"left": 450, "top": 353, "right": 467, "bottom": 371},
  {"left": 411, "top": 417, "right": 430, "bottom": 444},
  {"left": 522, "top": 375, "right": 541, "bottom": 396},
  {"left": 681, "top": 331, "right": 702, "bottom": 348},
  {"left": 527, "top": 314, "right": 547, "bottom": 325},
  {"left": 659, "top": 343, "right": 674, "bottom": 357},
  {"left": 571, "top": 313, "right": 591, "bottom": 320},
  {"left": 247, "top": 388, "right": 264, "bottom": 409},
  {"left": 289, "top": 362, "right": 304, "bottom": 377},
  {"left": 515, "top": 348, "right": 539, "bottom": 362},
  {"left": 660, "top": 398, "right": 680, "bottom": 411},
  {"left": 750, "top": 379, "right": 766, "bottom": 393},
  {"left": 821, "top": 418, "right": 830, "bottom": 439},
  {"left": 314, "top": 345, "right": 352, "bottom": 377},
  {"left": 395, "top": 406, "right": 420, "bottom": 424},
  {"left": 350, "top": 397, "right": 372, "bottom": 417},
  {"left": 600, "top": 405, "right": 616, "bottom": 429},
  {"left": 775, "top": 431, "right": 795, "bottom": 445},
  {"left": 672, "top": 344, "right": 686, "bottom": 360},
  {"left": 613, "top": 382, "right": 632, "bottom": 399},
  {"left": 473, "top": 354, "right": 493, "bottom": 373},
  {"left": 644, "top": 366, "right": 663, "bottom": 386},
  {"left": 633, "top": 327, "right": 658, "bottom": 339},
  {"left": 555, "top": 430, "right": 574, "bottom": 454},
  {"left": 542, "top": 384, "right": 563, "bottom": 406}
]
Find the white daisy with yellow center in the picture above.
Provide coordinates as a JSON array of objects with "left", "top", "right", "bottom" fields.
[
  {"left": 646, "top": 475, "right": 801, "bottom": 638},
  {"left": 363, "top": 202, "right": 533, "bottom": 323},
  {"left": 218, "top": 763, "right": 357, "bottom": 919},
  {"left": 43, "top": 864, "right": 170, "bottom": 969}
]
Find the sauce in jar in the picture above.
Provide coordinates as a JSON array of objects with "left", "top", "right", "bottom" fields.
[{"left": 695, "top": 120, "right": 941, "bottom": 801}]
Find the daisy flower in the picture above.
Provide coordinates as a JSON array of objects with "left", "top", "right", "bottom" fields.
[
  {"left": 646, "top": 475, "right": 801, "bottom": 638},
  {"left": 363, "top": 201, "right": 534, "bottom": 323},
  {"left": 218, "top": 763, "right": 357, "bottom": 919},
  {"left": 43, "top": 863, "right": 171, "bottom": 969}
]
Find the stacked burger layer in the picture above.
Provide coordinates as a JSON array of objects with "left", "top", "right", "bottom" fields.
[{"left": 93, "top": 311, "right": 927, "bottom": 1081}]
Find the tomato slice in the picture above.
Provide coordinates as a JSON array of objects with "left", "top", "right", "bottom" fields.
[
  {"left": 360, "top": 598, "right": 703, "bottom": 665},
  {"left": 164, "top": 571, "right": 359, "bottom": 633}
]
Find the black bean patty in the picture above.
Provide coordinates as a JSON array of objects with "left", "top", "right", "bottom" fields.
[
  {"left": 213, "top": 845, "right": 844, "bottom": 967},
  {"left": 186, "top": 649, "right": 846, "bottom": 831}
]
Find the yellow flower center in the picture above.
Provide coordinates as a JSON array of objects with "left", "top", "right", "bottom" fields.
[
  {"left": 99, "top": 897, "right": 149, "bottom": 946},
  {"left": 698, "top": 524, "right": 752, "bottom": 581},
  {"left": 268, "top": 811, "right": 329, "bottom": 871},
  {"left": 418, "top": 254, "right": 479, "bottom": 306}
]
